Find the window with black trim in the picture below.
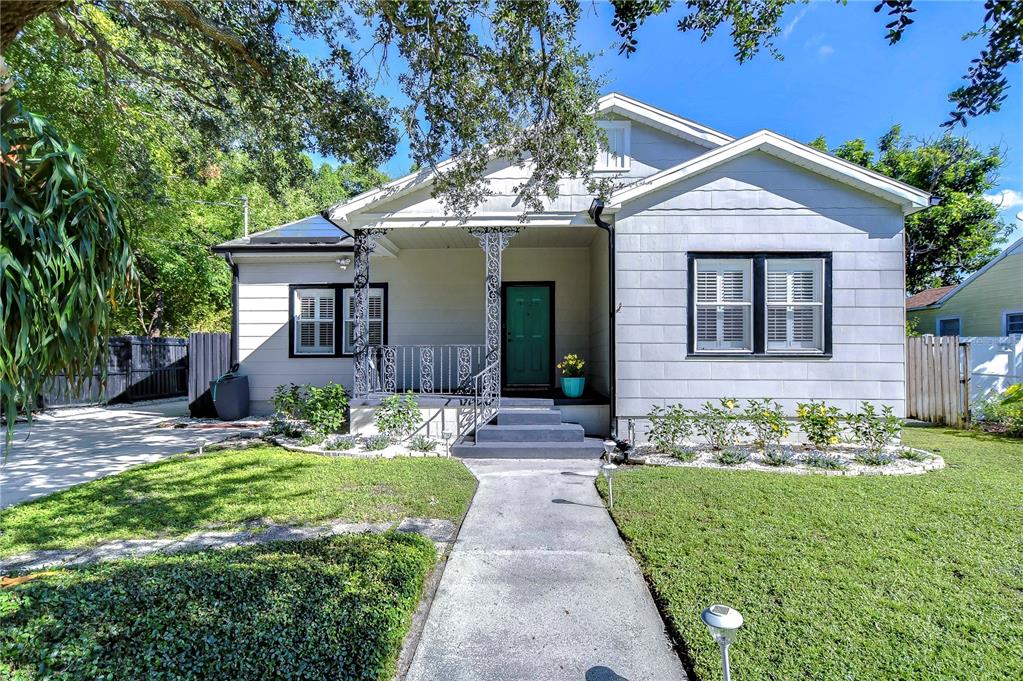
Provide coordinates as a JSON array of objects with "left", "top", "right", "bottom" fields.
[{"left": 688, "top": 253, "right": 832, "bottom": 357}]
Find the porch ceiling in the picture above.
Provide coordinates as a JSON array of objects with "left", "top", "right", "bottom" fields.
[{"left": 381, "top": 225, "right": 602, "bottom": 251}]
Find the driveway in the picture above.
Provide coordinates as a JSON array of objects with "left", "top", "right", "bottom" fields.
[
  {"left": 405, "top": 458, "right": 689, "bottom": 681},
  {"left": 1, "top": 399, "right": 240, "bottom": 508}
]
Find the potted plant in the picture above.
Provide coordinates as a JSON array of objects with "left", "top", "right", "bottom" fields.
[{"left": 556, "top": 353, "right": 586, "bottom": 398}]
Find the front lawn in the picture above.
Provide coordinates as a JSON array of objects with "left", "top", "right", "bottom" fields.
[
  {"left": 0, "top": 446, "right": 476, "bottom": 557},
  {"left": 1, "top": 533, "right": 434, "bottom": 680},
  {"left": 602, "top": 427, "right": 1023, "bottom": 681}
]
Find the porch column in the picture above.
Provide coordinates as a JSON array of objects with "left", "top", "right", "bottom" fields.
[
  {"left": 468, "top": 227, "right": 520, "bottom": 400},
  {"left": 352, "top": 228, "right": 388, "bottom": 398}
]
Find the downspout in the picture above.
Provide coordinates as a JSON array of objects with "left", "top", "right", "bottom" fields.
[
  {"left": 588, "top": 198, "right": 617, "bottom": 438},
  {"left": 224, "top": 252, "right": 240, "bottom": 367}
]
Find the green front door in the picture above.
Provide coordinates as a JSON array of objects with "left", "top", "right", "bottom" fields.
[{"left": 504, "top": 284, "right": 552, "bottom": 387}]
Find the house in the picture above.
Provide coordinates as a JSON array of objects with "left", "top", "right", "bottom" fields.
[
  {"left": 214, "top": 93, "right": 931, "bottom": 455},
  {"left": 906, "top": 236, "right": 1023, "bottom": 337}
]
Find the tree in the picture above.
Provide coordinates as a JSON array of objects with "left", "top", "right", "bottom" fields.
[
  {"left": 609, "top": 0, "right": 1023, "bottom": 127},
  {"left": 810, "top": 127, "right": 1009, "bottom": 292}
]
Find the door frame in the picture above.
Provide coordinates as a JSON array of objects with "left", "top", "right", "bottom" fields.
[{"left": 501, "top": 281, "right": 556, "bottom": 390}]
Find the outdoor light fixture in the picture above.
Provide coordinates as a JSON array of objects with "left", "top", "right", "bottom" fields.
[
  {"left": 603, "top": 439, "right": 617, "bottom": 462},
  {"left": 442, "top": 430, "right": 453, "bottom": 456},
  {"left": 701, "top": 604, "right": 744, "bottom": 681},
  {"left": 600, "top": 460, "right": 618, "bottom": 509}
]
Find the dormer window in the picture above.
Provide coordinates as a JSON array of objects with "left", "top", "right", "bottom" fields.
[{"left": 595, "top": 120, "right": 630, "bottom": 172}]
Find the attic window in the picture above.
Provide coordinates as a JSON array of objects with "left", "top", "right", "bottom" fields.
[{"left": 595, "top": 120, "right": 630, "bottom": 172}]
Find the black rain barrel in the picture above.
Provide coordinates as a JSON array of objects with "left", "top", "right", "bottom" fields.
[{"left": 210, "top": 368, "right": 249, "bottom": 421}]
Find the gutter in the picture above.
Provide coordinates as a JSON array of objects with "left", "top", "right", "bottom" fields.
[{"left": 588, "top": 198, "right": 617, "bottom": 438}]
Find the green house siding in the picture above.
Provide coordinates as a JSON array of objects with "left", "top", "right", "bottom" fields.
[{"left": 908, "top": 254, "right": 1023, "bottom": 336}]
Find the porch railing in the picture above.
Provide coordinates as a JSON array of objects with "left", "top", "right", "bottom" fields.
[{"left": 369, "top": 344, "right": 487, "bottom": 395}]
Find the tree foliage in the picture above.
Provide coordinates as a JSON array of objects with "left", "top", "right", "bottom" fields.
[
  {"left": 609, "top": 0, "right": 1023, "bottom": 127},
  {"left": 1, "top": 98, "right": 131, "bottom": 429},
  {"left": 809, "top": 127, "right": 1008, "bottom": 292}
]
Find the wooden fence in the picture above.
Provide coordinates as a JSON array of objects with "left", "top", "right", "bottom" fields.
[
  {"left": 188, "top": 332, "right": 232, "bottom": 417},
  {"left": 906, "top": 335, "right": 971, "bottom": 427},
  {"left": 40, "top": 336, "right": 188, "bottom": 408}
]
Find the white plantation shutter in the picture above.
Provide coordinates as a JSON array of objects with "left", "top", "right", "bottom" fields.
[
  {"left": 765, "top": 259, "right": 824, "bottom": 352},
  {"left": 693, "top": 259, "right": 752, "bottom": 352},
  {"left": 595, "top": 121, "right": 630, "bottom": 171},
  {"left": 294, "top": 288, "right": 335, "bottom": 355},
  {"left": 343, "top": 288, "right": 385, "bottom": 354}
]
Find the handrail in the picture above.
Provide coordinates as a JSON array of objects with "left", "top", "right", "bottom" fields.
[{"left": 470, "top": 359, "right": 500, "bottom": 439}]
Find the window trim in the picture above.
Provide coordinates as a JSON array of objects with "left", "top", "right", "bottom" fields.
[
  {"left": 935, "top": 316, "right": 962, "bottom": 337},
  {"left": 338, "top": 283, "right": 389, "bottom": 357},
  {"left": 1003, "top": 310, "right": 1023, "bottom": 336},
  {"left": 594, "top": 120, "right": 631, "bottom": 172},
  {"left": 687, "top": 252, "right": 833, "bottom": 358},
  {"left": 287, "top": 283, "right": 388, "bottom": 359}
]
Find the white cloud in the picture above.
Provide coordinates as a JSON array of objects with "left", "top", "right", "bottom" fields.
[
  {"left": 782, "top": 8, "right": 808, "bottom": 40},
  {"left": 817, "top": 44, "right": 834, "bottom": 58},
  {"left": 985, "top": 189, "right": 1023, "bottom": 211}
]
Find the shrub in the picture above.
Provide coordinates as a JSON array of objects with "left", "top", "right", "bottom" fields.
[
  {"left": 981, "top": 385, "right": 1023, "bottom": 437},
  {"left": 0, "top": 535, "right": 435, "bottom": 681},
  {"left": 846, "top": 402, "right": 900, "bottom": 455},
  {"left": 374, "top": 392, "right": 422, "bottom": 441},
  {"left": 803, "top": 451, "right": 845, "bottom": 470},
  {"left": 855, "top": 450, "right": 894, "bottom": 466},
  {"left": 744, "top": 399, "right": 790, "bottom": 452},
  {"left": 695, "top": 398, "right": 749, "bottom": 450},
  {"left": 271, "top": 383, "right": 305, "bottom": 420},
  {"left": 365, "top": 434, "right": 390, "bottom": 451},
  {"left": 713, "top": 448, "right": 751, "bottom": 466},
  {"left": 305, "top": 381, "right": 349, "bottom": 435},
  {"left": 796, "top": 401, "right": 842, "bottom": 451},
  {"left": 898, "top": 447, "right": 928, "bottom": 462},
  {"left": 300, "top": 430, "right": 325, "bottom": 446},
  {"left": 760, "top": 447, "right": 797, "bottom": 467},
  {"left": 647, "top": 404, "right": 694, "bottom": 453},
  {"left": 323, "top": 435, "right": 358, "bottom": 451},
  {"left": 267, "top": 413, "right": 303, "bottom": 438},
  {"left": 408, "top": 435, "right": 437, "bottom": 453},
  {"left": 666, "top": 445, "right": 697, "bottom": 462},
  {"left": 556, "top": 353, "right": 585, "bottom": 377}
]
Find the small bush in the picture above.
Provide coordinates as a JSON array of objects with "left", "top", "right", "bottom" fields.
[
  {"left": 695, "top": 398, "right": 749, "bottom": 450},
  {"left": 804, "top": 451, "right": 845, "bottom": 470},
  {"left": 271, "top": 383, "right": 305, "bottom": 420},
  {"left": 305, "top": 381, "right": 349, "bottom": 435},
  {"left": 713, "top": 448, "right": 751, "bottom": 466},
  {"left": 898, "top": 447, "right": 928, "bottom": 462},
  {"left": 300, "top": 430, "right": 325, "bottom": 446},
  {"left": 267, "top": 414, "right": 303, "bottom": 438},
  {"left": 760, "top": 447, "right": 796, "bottom": 467},
  {"left": 744, "top": 399, "right": 790, "bottom": 452},
  {"left": 981, "top": 385, "right": 1023, "bottom": 437},
  {"left": 365, "top": 435, "right": 390, "bottom": 451},
  {"left": 0, "top": 535, "right": 435, "bottom": 681},
  {"left": 666, "top": 445, "right": 697, "bottom": 462},
  {"left": 796, "top": 401, "right": 842, "bottom": 451},
  {"left": 408, "top": 435, "right": 437, "bottom": 453},
  {"left": 647, "top": 404, "right": 694, "bottom": 453},
  {"left": 855, "top": 450, "right": 895, "bottom": 466},
  {"left": 846, "top": 402, "right": 900, "bottom": 454},
  {"left": 323, "top": 435, "right": 358, "bottom": 451},
  {"left": 375, "top": 392, "right": 422, "bottom": 441}
]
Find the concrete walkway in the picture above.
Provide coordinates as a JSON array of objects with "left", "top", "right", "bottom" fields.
[
  {"left": 405, "top": 458, "right": 688, "bottom": 681},
  {"left": 1, "top": 399, "right": 241, "bottom": 508}
]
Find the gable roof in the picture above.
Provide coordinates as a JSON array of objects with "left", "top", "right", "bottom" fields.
[
  {"left": 906, "top": 236, "right": 1023, "bottom": 310},
  {"left": 905, "top": 286, "right": 955, "bottom": 310},
  {"left": 605, "top": 129, "right": 933, "bottom": 216},
  {"left": 324, "top": 92, "right": 733, "bottom": 224}
]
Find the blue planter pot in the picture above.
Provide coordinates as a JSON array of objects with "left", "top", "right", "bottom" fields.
[{"left": 561, "top": 376, "right": 585, "bottom": 398}]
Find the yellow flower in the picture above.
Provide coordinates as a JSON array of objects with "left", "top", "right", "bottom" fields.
[
  {"left": 724, "top": 399, "right": 736, "bottom": 410},
  {"left": 829, "top": 436, "right": 839, "bottom": 444}
]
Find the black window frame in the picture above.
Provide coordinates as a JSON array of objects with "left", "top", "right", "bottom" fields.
[
  {"left": 687, "top": 252, "right": 833, "bottom": 358},
  {"left": 288, "top": 283, "right": 388, "bottom": 359}
]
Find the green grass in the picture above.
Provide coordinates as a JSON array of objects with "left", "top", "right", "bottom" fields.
[
  {"left": 0, "top": 446, "right": 476, "bottom": 557},
  {"left": 1, "top": 533, "right": 435, "bottom": 681},
  {"left": 601, "top": 427, "right": 1023, "bottom": 681}
]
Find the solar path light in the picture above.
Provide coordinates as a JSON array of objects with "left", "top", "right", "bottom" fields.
[
  {"left": 701, "top": 604, "right": 744, "bottom": 681},
  {"left": 600, "top": 440, "right": 618, "bottom": 509}
]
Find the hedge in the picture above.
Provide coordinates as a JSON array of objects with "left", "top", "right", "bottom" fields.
[{"left": 0, "top": 533, "right": 435, "bottom": 680}]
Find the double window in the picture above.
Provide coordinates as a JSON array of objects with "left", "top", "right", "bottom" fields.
[
  {"left": 689, "top": 253, "right": 832, "bottom": 356},
  {"left": 290, "top": 284, "right": 387, "bottom": 357}
]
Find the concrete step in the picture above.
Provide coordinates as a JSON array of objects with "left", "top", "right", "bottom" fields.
[
  {"left": 496, "top": 409, "right": 563, "bottom": 426},
  {"left": 499, "top": 397, "right": 555, "bottom": 407},
  {"left": 476, "top": 423, "right": 585, "bottom": 443},
  {"left": 452, "top": 438, "right": 606, "bottom": 459}
]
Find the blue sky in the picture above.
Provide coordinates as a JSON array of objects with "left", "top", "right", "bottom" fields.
[{"left": 308, "top": 1, "right": 1022, "bottom": 246}]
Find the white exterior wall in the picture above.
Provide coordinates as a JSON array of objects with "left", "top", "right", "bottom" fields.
[{"left": 614, "top": 151, "right": 907, "bottom": 435}]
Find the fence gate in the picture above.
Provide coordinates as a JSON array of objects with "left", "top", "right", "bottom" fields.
[
  {"left": 188, "top": 332, "right": 232, "bottom": 417},
  {"left": 906, "top": 335, "right": 970, "bottom": 427}
]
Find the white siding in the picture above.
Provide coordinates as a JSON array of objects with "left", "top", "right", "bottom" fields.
[{"left": 614, "top": 151, "right": 907, "bottom": 432}]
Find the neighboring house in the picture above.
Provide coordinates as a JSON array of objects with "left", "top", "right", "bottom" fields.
[
  {"left": 906, "top": 236, "right": 1023, "bottom": 337},
  {"left": 214, "top": 92, "right": 931, "bottom": 453}
]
